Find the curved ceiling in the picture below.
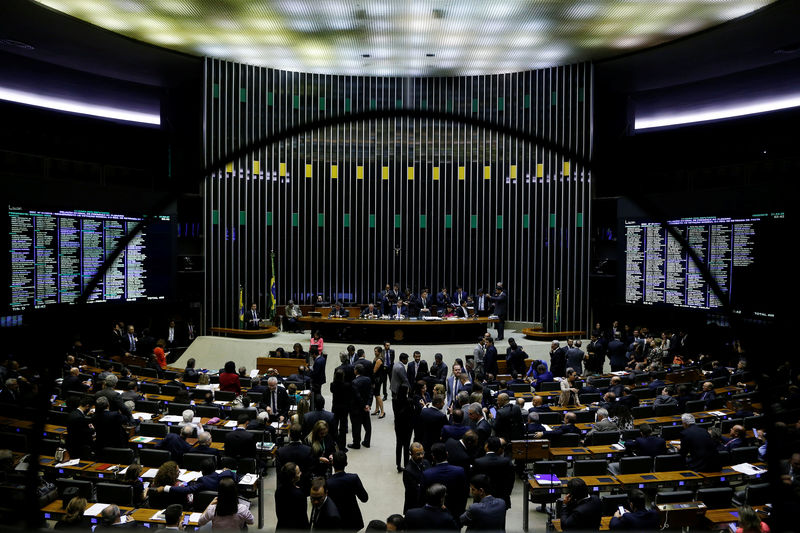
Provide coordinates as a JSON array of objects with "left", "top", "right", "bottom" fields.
[{"left": 31, "top": 0, "right": 774, "bottom": 76}]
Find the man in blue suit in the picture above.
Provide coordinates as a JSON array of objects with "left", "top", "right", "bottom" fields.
[
  {"left": 633, "top": 423, "right": 667, "bottom": 457},
  {"left": 422, "top": 443, "right": 468, "bottom": 522},
  {"left": 459, "top": 474, "right": 507, "bottom": 532},
  {"left": 488, "top": 287, "right": 507, "bottom": 340},
  {"left": 311, "top": 347, "right": 327, "bottom": 396},
  {"left": 609, "top": 488, "right": 660, "bottom": 530},
  {"left": 156, "top": 457, "right": 237, "bottom": 496},
  {"left": 405, "top": 483, "right": 459, "bottom": 530},
  {"left": 157, "top": 425, "right": 193, "bottom": 463},
  {"left": 326, "top": 451, "right": 369, "bottom": 532},
  {"left": 607, "top": 333, "right": 628, "bottom": 372}
]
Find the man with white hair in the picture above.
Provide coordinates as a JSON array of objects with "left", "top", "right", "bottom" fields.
[
  {"left": 678, "top": 413, "right": 721, "bottom": 472},
  {"left": 193, "top": 431, "right": 220, "bottom": 458},
  {"left": 178, "top": 409, "right": 202, "bottom": 433},
  {"left": 264, "top": 376, "right": 289, "bottom": 422},
  {"left": 584, "top": 407, "right": 618, "bottom": 444},
  {"left": 467, "top": 402, "right": 491, "bottom": 451},
  {"left": 95, "top": 374, "right": 132, "bottom": 421}
]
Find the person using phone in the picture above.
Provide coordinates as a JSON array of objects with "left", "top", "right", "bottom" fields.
[{"left": 609, "top": 489, "right": 659, "bottom": 530}]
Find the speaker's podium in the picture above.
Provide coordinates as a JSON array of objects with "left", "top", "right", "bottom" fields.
[{"left": 511, "top": 439, "right": 550, "bottom": 463}]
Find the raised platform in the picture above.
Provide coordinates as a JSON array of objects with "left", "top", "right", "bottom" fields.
[
  {"left": 298, "top": 316, "right": 497, "bottom": 343},
  {"left": 521, "top": 328, "right": 585, "bottom": 340},
  {"left": 209, "top": 326, "right": 278, "bottom": 338}
]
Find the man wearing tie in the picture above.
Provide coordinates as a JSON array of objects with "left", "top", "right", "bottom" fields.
[
  {"left": 446, "top": 364, "right": 471, "bottom": 409},
  {"left": 265, "top": 377, "right": 289, "bottom": 422},
  {"left": 244, "top": 303, "right": 261, "bottom": 330},
  {"left": 436, "top": 287, "right": 450, "bottom": 309},
  {"left": 309, "top": 478, "right": 342, "bottom": 530},
  {"left": 328, "top": 302, "right": 346, "bottom": 318},
  {"left": 165, "top": 320, "right": 177, "bottom": 349},
  {"left": 123, "top": 325, "right": 138, "bottom": 354},
  {"left": 391, "top": 299, "right": 407, "bottom": 319},
  {"left": 488, "top": 286, "right": 508, "bottom": 340},
  {"left": 418, "top": 289, "right": 433, "bottom": 316},
  {"left": 455, "top": 300, "right": 472, "bottom": 318},
  {"left": 453, "top": 285, "right": 467, "bottom": 306},
  {"left": 475, "top": 288, "right": 489, "bottom": 317}
]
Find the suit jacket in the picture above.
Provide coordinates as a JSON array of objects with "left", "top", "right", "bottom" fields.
[
  {"left": 224, "top": 428, "right": 256, "bottom": 459},
  {"left": 416, "top": 407, "right": 448, "bottom": 454},
  {"left": 243, "top": 309, "right": 261, "bottom": 329},
  {"left": 276, "top": 441, "right": 314, "bottom": 491},
  {"left": 441, "top": 423, "right": 469, "bottom": 442},
  {"left": 303, "top": 410, "right": 337, "bottom": 443},
  {"left": 446, "top": 376, "right": 471, "bottom": 408},
  {"left": 311, "top": 355, "right": 327, "bottom": 387},
  {"left": 474, "top": 418, "right": 492, "bottom": 449},
  {"left": 634, "top": 435, "right": 667, "bottom": 457},
  {"left": 609, "top": 509, "right": 660, "bottom": 530},
  {"left": 360, "top": 306, "right": 379, "bottom": 318},
  {"left": 423, "top": 463, "right": 468, "bottom": 520},
  {"left": 488, "top": 291, "right": 507, "bottom": 317},
  {"left": 61, "top": 375, "right": 88, "bottom": 395},
  {"left": 95, "top": 388, "right": 132, "bottom": 420},
  {"left": 93, "top": 410, "right": 127, "bottom": 452},
  {"left": 391, "top": 363, "right": 411, "bottom": 396},
  {"left": 430, "top": 362, "right": 448, "bottom": 381},
  {"left": 607, "top": 340, "right": 628, "bottom": 370},
  {"left": 484, "top": 346, "right": 499, "bottom": 377},
  {"left": 263, "top": 386, "right": 290, "bottom": 419},
  {"left": 493, "top": 403, "right": 524, "bottom": 443},
  {"left": 310, "top": 497, "right": 341, "bottom": 530},
  {"left": 403, "top": 458, "right": 431, "bottom": 512},
  {"left": 550, "top": 348, "right": 568, "bottom": 378},
  {"left": 561, "top": 495, "right": 602, "bottom": 530},
  {"left": 444, "top": 438, "right": 473, "bottom": 477},
  {"left": 384, "top": 349, "right": 395, "bottom": 368},
  {"left": 166, "top": 470, "right": 236, "bottom": 495},
  {"left": 326, "top": 471, "right": 368, "bottom": 531},
  {"left": 473, "top": 453, "right": 515, "bottom": 508},
  {"left": 405, "top": 503, "right": 459, "bottom": 531},
  {"left": 351, "top": 375, "right": 373, "bottom": 409},
  {"left": 327, "top": 308, "right": 348, "bottom": 318},
  {"left": 65, "top": 408, "right": 94, "bottom": 458},
  {"left": 436, "top": 292, "right": 451, "bottom": 308},
  {"left": 565, "top": 348, "right": 585, "bottom": 375},
  {"left": 275, "top": 485, "right": 310, "bottom": 531},
  {"left": 158, "top": 433, "right": 193, "bottom": 463},
  {"left": 454, "top": 305, "right": 471, "bottom": 318},
  {"left": 192, "top": 444, "right": 220, "bottom": 458},
  {"left": 121, "top": 333, "right": 139, "bottom": 353},
  {"left": 680, "top": 424, "right": 721, "bottom": 472},
  {"left": 390, "top": 304, "right": 408, "bottom": 318},
  {"left": 407, "top": 360, "right": 429, "bottom": 384},
  {"left": 460, "top": 494, "right": 507, "bottom": 532}
]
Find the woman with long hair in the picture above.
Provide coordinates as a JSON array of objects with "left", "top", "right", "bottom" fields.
[
  {"left": 291, "top": 398, "right": 310, "bottom": 426},
  {"left": 274, "top": 462, "right": 310, "bottom": 531},
  {"left": 149, "top": 461, "right": 188, "bottom": 508},
  {"left": 54, "top": 496, "right": 91, "bottom": 530},
  {"left": 120, "top": 463, "right": 147, "bottom": 506},
  {"left": 219, "top": 360, "right": 241, "bottom": 394},
  {"left": 306, "top": 420, "right": 336, "bottom": 477},
  {"left": 372, "top": 347, "right": 386, "bottom": 418},
  {"left": 736, "top": 506, "right": 770, "bottom": 533},
  {"left": 198, "top": 477, "right": 254, "bottom": 529}
]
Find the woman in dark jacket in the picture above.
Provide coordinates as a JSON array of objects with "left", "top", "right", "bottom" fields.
[
  {"left": 330, "top": 368, "right": 352, "bottom": 450},
  {"left": 275, "top": 462, "right": 310, "bottom": 531},
  {"left": 393, "top": 384, "right": 415, "bottom": 472}
]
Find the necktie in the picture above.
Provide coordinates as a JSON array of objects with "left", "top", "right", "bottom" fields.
[
  {"left": 311, "top": 507, "right": 320, "bottom": 527},
  {"left": 272, "top": 390, "right": 277, "bottom": 412},
  {"left": 129, "top": 334, "right": 135, "bottom": 351}
]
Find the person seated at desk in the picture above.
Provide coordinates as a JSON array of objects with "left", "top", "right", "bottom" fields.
[
  {"left": 534, "top": 411, "right": 581, "bottom": 439},
  {"left": 720, "top": 424, "right": 748, "bottom": 452},
  {"left": 530, "top": 395, "right": 551, "bottom": 412},
  {"left": 441, "top": 304, "right": 456, "bottom": 318},
  {"left": 285, "top": 300, "right": 303, "bottom": 332},
  {"left": 653, "top": 386, "right": 678, "bottom": 407},
  {"left": 584, "top": 408, "right": 618, "bottom": 444},
  {"left": 197, "top": 477, "right": 255, "bottom": 530},
  {"left": 290, "top": 342, "right": 309, "bottom": 362},
  {"left": 54, "top": 495, "right": 91, "bottom": 531},
  {"left": 61, "top": 367, "right": 91, "bottom": 396},
  {"left": 560, "top": 478, "right": 602, "bottom": 531},
  {"left": 633, "top": 423, "right": 667, "bottom": 457},
  {"left": 609, "top": 488, "right": 660, "bottom": 530},
  {"left": 361, "top": 303, "right": 379, "bottom": 319},
  {"left": 158, "top": 457, "right": 238, "bottom": 497},
  {"left": 193, "top": 431, "right": 220, "bottom": 458},
  {"left": 525, "top": 411, "right": 547, "bottom": 436},
  {"left": 183, "top": 358, "right": 200, "bottom": 383},
  {"left": 149, "top": 461, "right": 189, "bottom": 509},
  {"left": 158, "top": 425, "right": 194, "bottom": 463},
  {"left": 391, "top": 300, "right": 408, "bottom": 319},
  {"left": 328, "top": 302, "right": 347, "bottom": 318},
  {"left": 454, "top": 300, "right": 472, "bottom": 318},
  {"left": 219, "top": 360, "right": 242, "bottom": 395}
]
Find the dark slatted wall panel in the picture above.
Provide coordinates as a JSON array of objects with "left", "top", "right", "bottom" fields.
[{"left": 204, "top": 59, "right": 592, "bottom": 331}]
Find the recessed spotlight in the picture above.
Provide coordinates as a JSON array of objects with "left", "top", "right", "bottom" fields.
[
  {"left": 432, "top": 8, "right": 444, "bottom": 19},
  {"left": 362, "top": 54, "right": 370, "bottom": 58},
  {"left": 426, "top": 53, "right": 435, "bottom": 57}
]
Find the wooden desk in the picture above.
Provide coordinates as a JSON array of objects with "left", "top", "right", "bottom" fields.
[
  {"left": 41, "top": 500, "right": 201, "bottom": 527},
  {"left": 699, "top": 463, "right": 766, "bottom": 483},
  {"left": 586, "top": 445, "right": 627, "bottom": 459},
  {"left": 39, "top": 455, "right": 94, "bottom": 473},
  {"left": 256, "top": 357, "right": 306, "bottom": 377},
  {"left": 552, "top": 516, "right": 612, "bottom": 531},
  {"left": 524, "top": 475, "right": 618, "bottom": 531},
  {"left": 615, "top": 470, "right": 703, "bottom": 489},
  {"left": 549, "top": 447, "right": 590, "bottom": 460},
  {"left": 298, "top": 316, "right": 497, "bottom": 343},
  {"left": 209, "top": 326, "right": 278, "bottom": 338},
  {"left": 704, "top": 506, "right": 767, "bottom": 529},
  {"left": 521, "top": 329, "right": 585, "bottom": 341}
]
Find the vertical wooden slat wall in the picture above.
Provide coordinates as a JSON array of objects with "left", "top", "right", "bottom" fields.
[{"left": 204, "top": 59, "right": 592, "bottom": 332}]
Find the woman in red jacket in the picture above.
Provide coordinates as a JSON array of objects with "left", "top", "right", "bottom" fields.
[{"left": 219, "top": 360, "right": 241, "bottom": 394}]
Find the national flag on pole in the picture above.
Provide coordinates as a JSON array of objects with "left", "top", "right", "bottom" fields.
[
  {"left": 238, "top": 285, "right": 245, "bottom": 327},
  {"left": 268, "top": 251, "right": 277, "bottom": 319},
  {"left": 553, "top": 288, "right": 561, "bottom": 329}
]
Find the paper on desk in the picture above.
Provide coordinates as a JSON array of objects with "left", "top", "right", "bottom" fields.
[
  {"left": 610, "top": 371, "right": 629, "bottom": 376},
  {"left": 118, "top": 515, "right": 130, "bottom": 524},
  {"left": 542, "top": 425, "right": 553, "bottom": 432},
  {"left": 270, "top": 422, "right": 280, "bottom": 428},
  {"left": 118, "top": 466, "right": 129, "bottom": 475},
  {"left": 193, "top": 417, "right": 201, "bottom": 424},
  {"left": 224, "top": 420, "right": 238, "bottom": 427},
  {"left": 239, "top": 473, "right": 257, "bottom": 485},
  {"left": 731, "top": 463, "right": 766, "bottom": 475},
  {"left": 250, "top": 369, "right": 259, "bottom": 378},
  {"left": 131, "top": 436, "right": 155, "bottom": 443},
  {"left": 160, "top": 415, "right": 184, "bottom": 423},
  {"left": 195, "top": 385, "right": 212, "bottom": 390},
  {"left": 150, "top": 510, "right": 166, "bottom": 521},
  {"left": 141, "top": 468, "right": 158, "bottom": 479},
  {"left": 611, "top": 443, "right": 625, "bottom": 450},
  {"left": 55, "top": 459, "right": 81, "bottom": 468},
  {"left": 179, "top": 471, "right": 203, "bottom": 482},
  {"left": 84, "top": 503, "right": 109, "bottom": 516},
  {"left": 189, "top": 513, "right": 202, "bottom": 523},
  {"left": 707, "top": 411, "right": 727, "bottom": 417},
  {"left": 214, "top": 401, "right": 230, "bottom": 406},
  {"left": 301, "top": 390, "right": 311, "bottom": 396},
  {"left": 132, "top": 412, "right": 152, "bottom": 421}
]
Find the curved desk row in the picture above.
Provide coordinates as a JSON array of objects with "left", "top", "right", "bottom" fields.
[{"left": 298, "top": 316, "right": 497, "bottom": 343}]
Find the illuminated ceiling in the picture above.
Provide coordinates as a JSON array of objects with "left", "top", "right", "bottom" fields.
[{"left": 32, "top": 0, "right": 775, "bottom": 76}]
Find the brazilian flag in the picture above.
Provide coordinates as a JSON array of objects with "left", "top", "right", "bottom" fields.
[
  {"left": 238, "top": 285, "right": 244, "bottom": 327},
  {"left": 268, "top": 251, "right": 277, "bottom": 319}
]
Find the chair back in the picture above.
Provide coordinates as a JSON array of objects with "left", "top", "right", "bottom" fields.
[
  {"left": 139, "top": 448, "right": 171, "bottom": 468},
  {"left": 95, "top": 483, "right": 134, "bottom": 507}
]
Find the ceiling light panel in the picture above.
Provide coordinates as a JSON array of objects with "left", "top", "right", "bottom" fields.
[{"left": 34, "top": 0, "right": 775, "bottom": 76}]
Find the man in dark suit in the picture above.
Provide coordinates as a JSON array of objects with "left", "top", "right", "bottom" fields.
[
  {"left": 618, "top": 387, "right": 640, "bottom": 410},
  {"left": 483, "top": 338, "right": 499, "bottom": 378},
  {"left": 403, "top": 442, "right": 431, "bottom": 513},
  {"left": 303, "top": 395, "right": 337, "bottom": 444},
  {"left": 158, "top": 425, "right": 194, "bottom": 463},
  {"left": 679, "top": 413, "right": 721, "bottom": 472},
  {"left": 565, "top": 339, "right": 586, "bottom": 376},
  {"left": 444, "top": 430, "right": 477, "bottom": 479},
  {"left": 349, "top": 365, "right": 372, "bottom": 449},
  {"left": 633, "top": 423, "right": 667, "bottom": 457},
  {"left": 390, "top": 300, "right": 408, "bottom": 319},
  {"left": 467, "top": 403, "right": 492, "bottom": 451},
  {"left": 415, "top": 396, "right": 448, "bottom": 458},
  {"left": 244, "top": 303, "right": 261, "bottom": 329},
  {"left": 472, "top": 437, "right": 515, "bottom": 510},
  {"left": 94, "top": 374, "right": 132, "bottom": 421},
  {"left": 423, "top": 443, "right": 468, "bottom": 521},
  {"left": 92, "top": 396, "right": 127, "bottom": 453},
  {"left": 156, "top": 457, "right": 236, "bottom": 496},
  {"left": 224, "top": 415, "right": 256, "bottom": 459},
  {"left": 121, "top": 325, "right": 139, "bottom": 354},
  {"left": 309, "top": 477, "right": 342, "bottom": 530},
  {"left": 182, "top": 358, "right": 200, "bottom": 383},
  {"left": 560, "top": 478, "right": 602, "bottom": 530},
  {"left": 525, "top": 412, "right": 547, "bottom": 436},
  {"left": 405, "top": 483, "right": 459, "bottom": 530},
  {"left": 459, "top": 474, "right": 508, "bottom": 532},
  {"left": 454, "top": 300, "right": 472, "bottom": 318},
  {"left": 263, "top": 376, "right": 290, "bottom": 421},
  {"left": 488, "top": 287, "right": 507, "bottom": 340},
  {"left": 66, "top": 395, "right": 95, "bottom": 458},
  {"left": 721, "top": 424, "right": 748, "bottom": 452},
  {"left": 193, "top": 431, "right": 221, "bottom": 458},
  {"left": 609, "top": 488, "right": 660, "bottom": 530},
  {"left": 607, "top": 333, "right": 628, "bottom": 372},
  {"left": 277, "top": 424, "right": 314, "bottom": 492},
  {"left": 311, "top": 349, "right": 327, "bottom": 394},
  {"left": 699, "top": 381, "right": 717, "bottom": 408},
  {"left": 441, "top": 409, "right": 469, "bottom": 442},
  {"left": 326, "top": 451, "right": 369, "bottom": 532},
  {"left": 548, "top": 341, "right": 567, "bottom": 378},
  {"left": 360, "top": 303, "right": 379, "bottom": 319},
  {"left": 61, "top": 367, "right": 90, "bottom": 396},
  {"left": 328, "top": 301, "right": 347, "bottom": 318},
  {"left": 407, "top": 351, "right": 429, "bottom": 385},
  {"left": 492, "top": 393, "right": 523, "bottom": 444},
  {"left": 537, "top": 411, "right": 581, "bottom": 439},
  {"left": 429, "top": 353, "right": 448, "bottom": 381}
]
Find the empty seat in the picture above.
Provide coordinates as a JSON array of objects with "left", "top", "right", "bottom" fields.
[
  {"left": 696, "top": 487, "right": 734, "bottom": 509},
  {"left": 0, "top": 432, "right": 27, "bottom": 452},
  {"left": 137, "top": 368, "right": 159, "bottom": 379},
  {"left": 182, "top": 453, "right": 217, "bottom": 472},
  {"left": 99, "top": 447, "right": 134, "bottom": 465},
  {"left": 730, "top": 446, "right": 759, "bottom": 464},
  {"left": 206, "top": 427, "right": 231, "bottom": 443},
  {"left": 167, "top": 403, "right": 194, "bottom": 416},
  {"left": 162, "top": 371, "right": 178, "bottom": 381},
  {"left": 537, "top": 412, "right": 563, "bottom": 425},
  {"left": 549, "top": 433, "right": 582, "bottom": 448},
  {"left": 744, "top": 416, "right": 765, "bottom": 430},
  {"left": 632, "top": 387, "right": 656, "bottom": 400},
  {"left": 611, "top": 456, "right": 653, "bottom": 475},
  {"left": 248, "top": 392, "right": 263, "bottom": 404},
  {"left": 139, "top": 448, "right": 171, "bottom": 468},
  {"left": 654, "top": 454, "right": 686, "bottom": 472},
  {"left": 541, "top": 382, "right": 562, "bottom": 392},
  {"left": 717, "top": 450, "right": 732, "bottom": 466},
  {"left": 631, "top": 405, "right": 654, "bottom": 419},
  {"left": 660, "top": 425, "right": 684, "bottom": 440},
  {"left": 135, "top": 400, "right": 161, "bottom": 414},
  {"left": 193, "top": 491, "right": 218, "bottom": 512},
  {"left": 508, "top": 383, "right": 530, "bottom": 393},
  {"left": 621, "top": 429, "right": 640, "bottom": 441},
  {"left": 139, "top": 382, "right": 161, "bottom": 394},
  {"left": 684, "top": 400, "right": 707, "bottom": 413},
  {"left": 214, "top": 390, "right": 236, "bottom": 401},
  {"left": 653, "top": 404, "right": 679, "bottom": 417},
  {"left": 229, "top": 408, "right": 257, "bottom": 421},
  {"left": 573, "top": 460, "right": 608, "bottom": 476},
  {"left": 195, "top": 405, "right": 221, "bottom": 418},
  {"left": 48, "top": 410, "right": 71, "bottom": 425},
  {"left": 587, "top": 431, "right": 620, "bottom": 446},
  {"left": 655, "top": 490, "right": 695, "bottom": 505},
  {"left": 139, "top": 422, "right": 169, "bottom": 438},
  {"left": 95, "top": 483, "right": 133, "bottom": 506},
  {"left": 239, "top": 377, "right": 252, "bottom": 388},
  {"left": 161, "top": 385, "right": 184, "bottom": 397},
  {"left": 593, "top": 378, "right": 611, "bottom": 389},
  {"left": 40, "top": 438, "right": 62, "bottom": 456},
  {"left": 579, "top": 392, "right": 602, "bottom": 404},
  {"left": 533, "top": 460, "right": 568, "bottom": 478},
  {"left": 56, "top": 478, "right": 93, "bottom": 502},
  {"left": 572, "top": 410, "right": 597, "bottom": 424}
]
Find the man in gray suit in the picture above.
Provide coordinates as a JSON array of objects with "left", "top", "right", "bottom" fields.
[
  {"left": 583, "top": 408, "right": 618, "bottom": 445},
  {"left": 391, "top": 353, "right": 411, "bottom": 399},
  {"left": 459, "top": 474, "right": 507, "bottom": 532}
]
